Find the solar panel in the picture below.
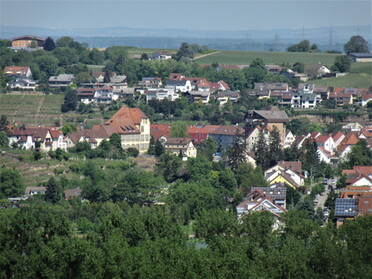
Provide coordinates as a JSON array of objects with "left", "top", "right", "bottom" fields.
[{"left": 335, "top": 198, "right": 357, "bottom": 217}]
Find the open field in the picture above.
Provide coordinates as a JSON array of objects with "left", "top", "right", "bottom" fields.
[
  {"left": 0, "top": 93, "right": 105, "bottom": 126},
  {"left": 313, "top": 62, "right": 372, "bottom": 88},
  {"left": 126, "top": 47, "right": 177, "bottom": 57},
  {"left": 193, "top": 50, "right": 339, "bottom": 66}
]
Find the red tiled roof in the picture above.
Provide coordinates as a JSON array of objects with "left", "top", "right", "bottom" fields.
[
  {"left": 150, "top": 124, "right": 171, "bottom": 141},
  {"left": 3, "top": 66, "right": 30, "bottom": 76},
  {"left": 332, "top": 131, "right": 344, "bottom": 142},
  {"left": 315, "top": 135, "right": 330, "bottom": 144},
  {"left": 340, "top": 132, "right": 360, "bottom": 146}
]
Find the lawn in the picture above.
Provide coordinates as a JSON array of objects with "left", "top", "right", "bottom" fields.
[
  {"left": 313, "top": 62, "right": 372, "bottom": 88},
  {"left": 193, "top": 50, "right": 339, "bottom": 66}
]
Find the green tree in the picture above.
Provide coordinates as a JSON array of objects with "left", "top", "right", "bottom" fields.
[
  {"left": 155, "top": 140, "right": 165, "bottom": 157},
  {"left": 341, "top": 139, "right": 372, "bottom": 169},
  {"left": 74, "top": 72, "right": 95, "bottom": 85},
  {"left": 170, "top": 121, "right": 188, "bottom": 138},
  {"left": 155, "top": 152, "right": 182, "bottom": 183},
  {"left": 197, "top": 137, "right": 218, "bottom": 160},
  {"left": 61, "top": 89, "right": 77, "bottom": 112},
  {"left": 43, "top": 37, "right": 56, "bottom": 51},
  {"left": 147, "top": 135, "right": 156, "bottom": 155},
  {"left": 250, "top": 58, "right": 265, "bottom": 69},
  {"left": 344, "top": 35, "right": 369, "bottom": 54},
  {"left": 56, "top": 36, "right": 74, "bottom": 48},
  {"left": 268, "top": 126, "right": 282, "bottom": 167},
  {"left": 228, "top": 129, "right": 247, "bottom": 172},
  {"left": 333, "top": 55, "right": 352, "bottom": 72},
  {"left": 292, "top": 62, "right": 305, "bottom": 73},
  {"left": 254, "top": 129, "right": 270, "bottom": 170},
  {"left": 288, "top": 40, "right": 311, "bottom": 52},
  {"left": 0, "top": 169, "right": 24, "bottom": 198},
  {"left": 0, "top": 115, "right": 9, "bottom": 132},
  {"left": 0, "top": 131, "right": 9, "bottom": 147},
  {"left": 109, "top": 133, "right": 123, "bottom": 150},
  {"left": 44, "top": 177, "right": 63, "bottom": 203}
]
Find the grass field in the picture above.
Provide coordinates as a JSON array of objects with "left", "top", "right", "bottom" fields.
[
  {"left": 193, "top": 50, "right": 339, "bottom": 66},
  {"left": 126, "top": 47, "right": 177, "bottom": 58},
  {"left": 0, "top": 93, "right": 106, "bottom": 127},
  {"left": 313, "top": 62, "right": 372, "bottom": 88}
]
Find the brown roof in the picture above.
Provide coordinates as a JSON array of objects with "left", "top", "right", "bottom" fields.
[
  {"left": 12, "top": 35, "right": 45, "bottom": 41},
  {"left": 165, "top": 138, "right": 192, "bottom": 146},
  {"left": 203, "top": 125, "right": 221, "bottom": 134},
  {"left": 64, "top": 188, "right": 83, "bottom": 199},
  {"left": 332, "top": 131, "right": 344, "bottom": 142},
  {"left": 104, "top": 106, "right": 148, "bottom": 135},
  {"left": 278, "top": 161, "right": 302, "bottom": 174},
  {"left": 340, "top": 132, "right": 360, "bottom": 146},
  {"left": 358, "top": 196, "right": 372, "bottom": 215},
  {"left": 315, "top": 135, "right": 331, "bottom": 144}
]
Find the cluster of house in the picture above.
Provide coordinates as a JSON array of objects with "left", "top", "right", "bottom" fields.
[
  {"left": 138, "top": 73, "right": 235, "bottom": 106},
  {"left": 250, "top": 82, "right": 372, "bottom": 109},
  {"left": 7, "top": 106, "right": 151, "bottom": 154},
  {"left": 236, "top": 160, "right": 306, "bottom": 221},
  {"left": 334, "top": 166, "right": 372, "bottom": 227},
  {"left": 288, "top": 123, "right": 372, "bottom": 164}
]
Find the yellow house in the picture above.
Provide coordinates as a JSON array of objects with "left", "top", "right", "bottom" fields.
[{"left": 266, "top": 171, "right": 299, "bottom": 189}]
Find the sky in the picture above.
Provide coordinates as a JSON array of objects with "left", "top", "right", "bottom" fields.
[{"left": 0, "top": 0, "right": 371, "bottom": 31}]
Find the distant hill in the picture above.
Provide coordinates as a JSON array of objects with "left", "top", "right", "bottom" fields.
[{"left": 1, "top": 25, "right": 371, "bottom": 51}]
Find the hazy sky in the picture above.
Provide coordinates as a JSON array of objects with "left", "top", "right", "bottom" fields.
[{"left": 1, "top": 0, "right": 371, "bottom": 31}]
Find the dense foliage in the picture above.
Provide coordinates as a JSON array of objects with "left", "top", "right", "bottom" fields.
[{"left": 0, "top": 202, "right": 370, "bottom": 278}]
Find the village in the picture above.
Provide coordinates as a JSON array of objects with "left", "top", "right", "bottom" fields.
[{"left": 0, "top": 30, "right": 371, "bottom": 277}]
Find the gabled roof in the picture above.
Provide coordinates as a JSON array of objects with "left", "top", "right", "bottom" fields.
[
  {"left": 340, "top": 132, "right": 360, "bottom": 146},
  {"left": 251, "top": 109, "right": 289, "bottom": 123},
  {"left": 12, "top": 35, "right": 45, "bottom": 41},
  {"left": 332, "top": 131, "right": 344, "bottom": 142},
  {"left": 151, "top": 124, "right": 171, "bottom": 140},
  {"left": 165, "top": 138, "right": 192, "bottom": 146},
  {"left": 277, "top": 161, "right": 302, "bottom": 174},
  {"left": 315, "top": 135, "right": 331, "bottom": 144},
  {"left": 92, "top": 72, "right": 105, "bottom": 78},
  {"left": 3, "top": 66, "right": 30, "bottom": 76},
  {"left": 318, "top": 146, "right": 333, "bottom": 157}
]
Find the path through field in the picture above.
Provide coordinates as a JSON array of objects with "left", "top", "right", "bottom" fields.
[
  {"left": 193, "top": 51, "right": 221, "bottom": 61},
  {"left": 12, "top": 94, "right": 26, "bottom": 116},
  {"left": 35, "top": 96, "right": 45, "bottom": 124}
]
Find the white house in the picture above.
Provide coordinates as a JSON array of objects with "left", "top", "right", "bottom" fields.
[
  {"left": 315, "top": 135, "right": 335, "bottom": 153},
  {"left": 317, "top": 146, "right": 334, "bottom": 164},
  {"left": 145, "top": 88, "right": 179, "bottom": 102},
  {"left": 284, "top": 130, "right": 295, "bottom": 148},
  {"left": 165, "top": 80, "right": 192, "bottom": 92}
]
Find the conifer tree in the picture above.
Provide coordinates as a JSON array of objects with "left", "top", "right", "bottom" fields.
[
  {"left": 147, "top": 135, "right": 155, "bottom": 155},
  {"left": 228, "top": 129, "right": 247, "bottom": 172},
  {"left": 254, "top": 129, "right": 270, "bottom": 170},
  {"left": 268, "top": 127, "right": 282, "bottom": 167}
]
